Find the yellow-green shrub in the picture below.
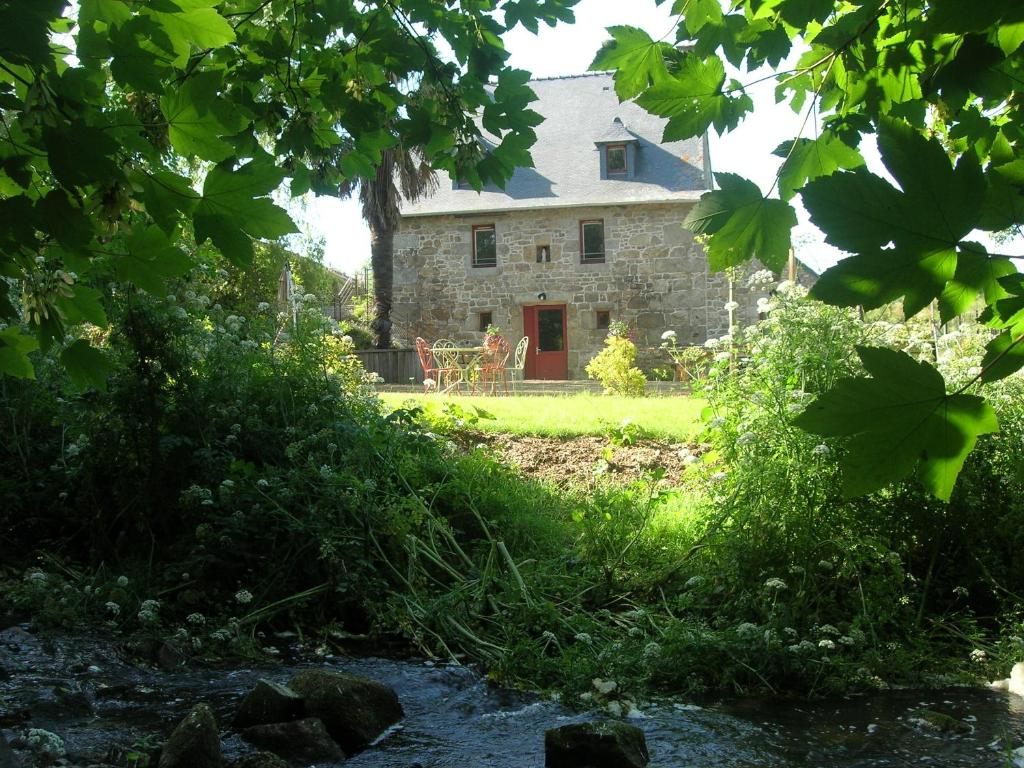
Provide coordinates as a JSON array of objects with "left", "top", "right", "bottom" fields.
[{"left": 586, "top": 334, "right": 646, "bottom": 396}]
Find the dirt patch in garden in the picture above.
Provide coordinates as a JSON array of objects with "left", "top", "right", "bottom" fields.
[{"left": 477, "top": 433, "right": 706, "bottom": 487}]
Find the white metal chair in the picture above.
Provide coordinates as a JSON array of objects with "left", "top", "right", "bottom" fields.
[{"left": 508, "top": 336, "right": 528, "bottom": 392}]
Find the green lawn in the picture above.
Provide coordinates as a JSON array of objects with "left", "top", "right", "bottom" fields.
[{"left": 378, "top": 392, "right": 705, "bottom": 441}]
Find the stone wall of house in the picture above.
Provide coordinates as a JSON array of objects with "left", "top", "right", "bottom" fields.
[{"left": 392, "top": 202, "right": 767, "bottom": 379}]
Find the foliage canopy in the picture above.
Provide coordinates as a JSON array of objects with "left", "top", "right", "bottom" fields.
[
  {"left": 0, "top": 0, "right": 577, "bottom": 376},
  {"left": 594, "top": 0, "right": 1024, "bottom": 499}
]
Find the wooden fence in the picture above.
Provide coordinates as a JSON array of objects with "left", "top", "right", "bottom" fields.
[{"left": 354, "top": 349, "right": 421, "bottom": 384}]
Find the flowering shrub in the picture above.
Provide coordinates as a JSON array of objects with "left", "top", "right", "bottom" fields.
[
  {"left": 660, "top": 330, "right": 710, "bottom": 381},
  {"left": 586, "top": 333, "right": 646, "bottom": 396}
]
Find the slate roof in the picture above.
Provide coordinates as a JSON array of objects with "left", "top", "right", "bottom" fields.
[{"left": 400, "top": 72, "right": 710, "bottom": 218}]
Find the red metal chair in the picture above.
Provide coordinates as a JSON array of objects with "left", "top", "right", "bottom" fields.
[
  {"left": 415, "top": 337, "right": 440, "bottom": 393},
  {"left": 479, "top": 335, "right": 511, "bottom": 395}
]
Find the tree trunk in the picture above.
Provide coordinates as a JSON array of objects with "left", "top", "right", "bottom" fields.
[{"left": 370, "top": 224, "right": 394, "bottom": 349}]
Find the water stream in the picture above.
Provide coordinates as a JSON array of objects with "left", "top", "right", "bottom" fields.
[{"left": 2, "top": 627, "right": 1021, "bottom": 767}]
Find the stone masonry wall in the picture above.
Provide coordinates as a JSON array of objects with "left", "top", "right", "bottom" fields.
[{"left": 392, "top": 203, "right": 766, "bottom": 379}]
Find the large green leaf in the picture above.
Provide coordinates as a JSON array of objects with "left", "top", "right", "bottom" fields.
[
  {"left": 119, "top": 226, "right": 193, "bottom": 293},
  {"left": 160, "top": 72, "right": 247, "bottom": 162},
  {"left": 937, "top": 249, "right": 1015, "bottom": 323},
  {"left": 590, "top": 26, "right": 671, "bottom": 100},
  {"left": 812, "top": 248, "right": 958, "bottom": 317},
  {"left": 54, "top": 285, "right": 108, "bottom": 327},
  {"left": 772, "top": 132, "right": 864, "bottom": 201},
  {"left": 61, "top": 339, "right": 113, "bottom": 392},
  {"left": 676, "top": 0, "right": 723, "bottom": 36},
  {"left": 43, "top": 122, "right": 120, "bottom": 188},
  {"left": 803, "top": 119, "right": 985, "bottom": 316},
  {"left": 980, "top": 330, "right": 1024, "bottom": 383},
  {"left": 683, "top": 173, "right": 796, "bottom": 271},
  {"left": 635, "top": 55, "right": 752, "bottom": 141},
  {"left": 803, "top": 119, "right": 983, "bottom": 256},
  {"left": 794, "top": 346, "right": 999, "bottom": 500},
  {"left": 0, "top": 327, "right": 40, "bottom": 380},
  {"left": 147, "top": 3, "right": 235, "bottom": 67},
  {"left": 194, "top": 160, "right": 297, "bottom": 266}
]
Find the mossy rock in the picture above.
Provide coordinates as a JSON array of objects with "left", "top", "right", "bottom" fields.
[
  {"left": 545, "top": 721, "right": 649, "bottom": 768},
  {"left": 287, "top": 670, "right": 402, "bottom": 754},
  {"left": 909, "top": 709, "right": 973, "bottom": 736},
  {"left": 158, "top": 704, "right": 221, "bottom": 768},
  {"left": 240, "top": 719, "right": 346, "bottom": 764},
  {"left": 233, "top": 752, "right": 288, "bottom": 768},
  {"left": 234, "top": 680, "right": 305, "bottom": 728}
]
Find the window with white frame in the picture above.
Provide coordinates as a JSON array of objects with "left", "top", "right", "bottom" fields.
[
  {"left": 580, "top": 220, "right": 605, "bottom": 263},
  {"left": 472, "top": 224, "right": 497, "bottom": 267}
]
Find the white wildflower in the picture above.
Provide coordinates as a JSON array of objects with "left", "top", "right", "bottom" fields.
[
  {"left": 116, "top": 575, "right": 129, "bottom": 587},
  {"left": 736, "top": 622, "right": 760, "bottom": 640},
  {"left": 256, "top": 301, "right": 270, "bottom": 312},
  {"left": 811, "top": 444, "right": 831, "bottom": 457},
  {"left": 969, "top": 648, "right": 987, "bottom": 663},
  {"left": 26, "top": 571, "right": 48, "bottom": 585},
  {"left": 423, "top": 378, "right": 437, "bottom": 390},
  {"left": 709, "top": 417, "right": 726, "bottom": 428},
  {"left": 660, "top": 330, "right": 677, "bottom": 341},
  {"left": 746, "top": 269, "right": 776, "bottom": 290},
  {"left": 26, "top": 729, "right": 65, "bottom": 758},
  {"left": 756, "top": 297, "right": 774, "bottom": 313},
  {"left": 643, "top": 642, "right": 662, "bottom": 659},
  {"left": 736, "top": 432, "right": 756, "bottom": 447},
  {"left": 714, "top": 351, "right": 731, "bottom": 362},
  {"left": 724, "top": 300, "right": 740, "bottom": 312},
  {"left": 684, "top": 575, "right": 704, "bottom": 589},
  {"left": 763, "top": 577, "right": 788, "bottom": 592},
  {"left": 592, "top": 678, "right": 617, "bottom": 695},
  {"left": 187, "top": 613, "right": 206, "bottom": 625},
  {"left": 234, "top": 589, "right": 253, "bottom": 605},
  {"left": 710, "top": 471, "right": 728, "bottom": 484},
  {"left": 819, "top": 639, "right": 836, "bottom": 651},
  {"left": 105, "top": 601, "right": 121, "bottom": 616},
  {"left": 257, "top": 478, "right": 270, "bottom": 488},
  {"left": 703, "top": 337, "right": 719, "bottom": 349},
  {"left": 574, "top": 632, "right": 593, "bottom": 645}
]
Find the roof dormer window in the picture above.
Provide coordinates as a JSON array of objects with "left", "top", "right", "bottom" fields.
[
  {"left": 595, "top": 117, "right": 638, "bottom": 180},
  {"left": 606, "top": 144, "right": 627, "bottom": 175}
]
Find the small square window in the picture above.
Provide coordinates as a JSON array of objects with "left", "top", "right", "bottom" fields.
[
  {"left": 606, "top": 144, "right": 627, "bottom": 174},
  {"left": 580, "top": 220, "right": 605, "bottom": 263},
  {"left": 536, "top": 245, "right": 551, "bottom": 263},
  {"left": 479, "top": 311, "right": 493, "bottom": 332},
  {"left": 596, "top": 310, "right": 610, "bottom": 330},
  {"left": 472, "top": 224, "right": 497, "bottom": 268}
]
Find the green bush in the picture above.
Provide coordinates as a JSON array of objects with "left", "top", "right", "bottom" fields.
[{"left": 586, "top": 334, "right": 646, "bottom": 396}]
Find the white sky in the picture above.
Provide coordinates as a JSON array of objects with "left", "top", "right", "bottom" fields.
[{"left": 300, "top": 0, "right": 1018, "bottom": 275}]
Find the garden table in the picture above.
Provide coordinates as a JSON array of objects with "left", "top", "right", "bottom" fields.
[{"left": 432, "top": 345, "right": 485, "bottom": 393}]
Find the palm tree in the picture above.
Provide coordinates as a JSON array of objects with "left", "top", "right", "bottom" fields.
[{"left": 340, "top": 146, "right": 437, "bottom": 349}]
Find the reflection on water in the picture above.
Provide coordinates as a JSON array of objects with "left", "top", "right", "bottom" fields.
[{"left": 1, "top": 628, "right": 1021, "bottom": 767}]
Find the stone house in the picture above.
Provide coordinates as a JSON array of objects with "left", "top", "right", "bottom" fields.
[{"left": 392, "top": 71, "right": 764, "bottom": 380}]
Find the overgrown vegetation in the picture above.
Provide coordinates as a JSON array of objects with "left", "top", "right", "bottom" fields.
[
  {"left": 7, "top": 282, "right": 1023, "bottom": 705},
  {"left": 3, "top": 0, "right": 1024, "bottom": 718}
]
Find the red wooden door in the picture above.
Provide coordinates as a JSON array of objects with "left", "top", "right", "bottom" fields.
[{"left": 523, "top": 305, "right": 568, "bottom": 379}]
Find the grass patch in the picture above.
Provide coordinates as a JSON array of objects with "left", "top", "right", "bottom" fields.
[{"left": 378, "top": 392, "right": 705, "bottom": 441}]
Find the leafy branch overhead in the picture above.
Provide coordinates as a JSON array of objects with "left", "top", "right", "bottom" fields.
[
  {"left": 595, "top": 1, "right": 1024, "bottom": 499},
  {"left": 0, "top": 0, "right": 579, "bottom": 381}
]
